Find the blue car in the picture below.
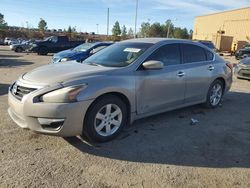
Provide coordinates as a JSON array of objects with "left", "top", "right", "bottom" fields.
[{"left": 51, "top": 42, "right": 113, "bottom": 63}]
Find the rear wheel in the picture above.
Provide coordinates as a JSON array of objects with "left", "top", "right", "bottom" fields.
[
  {"left": 205, "top": 80, "right": 224, "bottom": 108},
  {"left": 83, "top": 95, "right": 128, "bottom": 142},
  {"left": 38, "top": 46, "right": 48, "bottom": 55}
]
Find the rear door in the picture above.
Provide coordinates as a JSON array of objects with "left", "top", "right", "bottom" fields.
[
  {"left": 180, "top": 44, "right": 215, "bottom": 103},
  {"left": 136, "top": 43, "right": 186, "bottom": 114}
]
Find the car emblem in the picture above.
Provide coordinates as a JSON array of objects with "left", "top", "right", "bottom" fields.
[{"left": 12, "top": 84, "right": 18, "bottom": 95}]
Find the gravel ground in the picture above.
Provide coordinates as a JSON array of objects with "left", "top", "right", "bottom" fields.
[{"left": 0, "top": 46, "right": 250, "bottom": 188}]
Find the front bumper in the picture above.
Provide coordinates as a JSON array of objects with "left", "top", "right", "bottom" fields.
[
  {"left": 8, "top": 89, "right": 94, "bottom": 137},
  {"left": 234, "top": 65, "right": 250, "bottom": 80}
]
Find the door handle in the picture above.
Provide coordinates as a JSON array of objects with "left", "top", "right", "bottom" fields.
[
  {"left": 208, "top": 65, "right": 215, "bottom": 71},
  {"left": 177, "top": 71, "right": 185, "bottom": 77}
]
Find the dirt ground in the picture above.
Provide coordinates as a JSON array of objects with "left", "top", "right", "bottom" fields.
[{"left": 0, "top": 46, "right": 250, "bottom": 188}]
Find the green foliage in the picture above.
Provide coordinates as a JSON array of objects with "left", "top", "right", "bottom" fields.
[
  {"left": 67, "top": 26, "right": 72, "bottom": 33},
  {"left": 112, "top": 21, "right": 121, "bottom": 36},
  {"left": 139, "top": 20, "right": 192, "bottom": 39},
  {"left": 38, "top": 18, "right": 47, "bottom": 31},
  {"left": 173, "top": 27, "right": 189, "bottom": 39},
  {"left": 121, "top": 25, "right": 127, "bottom": 38},
  {"left": 127, "top": 28, "right": 134, "bottom": 38},
  {"left": 189, "top": 29, "right": 193, "bottom": 39},
  {"left": 148, "top": 22, "right": 163, "bottom": 37},
  {"left": 140, "top": 22, "right": 150, "bottom": 37},
  {"left": 0, "top": 13, "right": 7, "bottom": 29}
]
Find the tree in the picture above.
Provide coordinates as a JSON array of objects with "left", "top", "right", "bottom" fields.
[
  {"left": 67, "top": 26, "right": 72, "bottom": 33},
  {"left": 0, "top": 13, "right": 7, "bottom": 29},
  {"left": 38, "top": 18, "right": 47, "bottom": 31},
  {"left": 112, "top": 21, "right": 121, "bottom": 36},
  {"left": 121, "top": 25, "right": 127, "bottom": 38},
  {"left": 148, "top": 22, "right": 163, "bottom": 37},
  {"left": 189, "top": 29, "right": 193, "bottom": 39},
  {"left": 128, "top": 28, "right": 134, "bottom": 38},
  {"left": 72, "top": 26, "right": 77, "bottom": 32},
  {"left": 139, "top": 22, "right": 150, "bottom": 38}
]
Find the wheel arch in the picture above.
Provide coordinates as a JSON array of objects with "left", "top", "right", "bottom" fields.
[
  {"left": 214, "top": 77, "right": 226, "bottom": 93},
  {"left": 85, "top": 91, "right": 132, "bottom": 125}
]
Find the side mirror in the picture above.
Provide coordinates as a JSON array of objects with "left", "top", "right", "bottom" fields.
[
  {"left": 89, "top": 50, "right": 94, "bottom": 55},
  {"left": 142, "top": 60, "right": 164, "bottom": 70}
]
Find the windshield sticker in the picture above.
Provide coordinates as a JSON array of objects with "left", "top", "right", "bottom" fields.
[{"left": 124, "top": 48, "right": 141, "bottom": 53}]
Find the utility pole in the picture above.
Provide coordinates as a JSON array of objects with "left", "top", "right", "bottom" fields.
[
  {"left": 167, "top": 24, "right": 170, "bottom": 38},
  {"left": 96, "top": 24, "right": 99, "bottom": 34},
  {"left": 107, "top": 8, "right": 110, "bottom": 37},
  {"left": 134, "top": 0, "right": 138, "bottom": 38},
  {"left": 167, "top": 18, "right": 177, "bottom": 38}
]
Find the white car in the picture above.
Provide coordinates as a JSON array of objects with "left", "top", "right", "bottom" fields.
[{"left": 4, "top": 37, "right": 11, "bottom": 45}]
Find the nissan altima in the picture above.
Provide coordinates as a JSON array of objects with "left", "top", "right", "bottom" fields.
[{"left": 8, "top": 38, "right": 233, "bottom": 142}]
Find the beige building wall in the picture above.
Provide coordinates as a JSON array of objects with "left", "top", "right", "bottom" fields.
[{"left": 193, "top": 7, "right": 250, "bottom": 51}]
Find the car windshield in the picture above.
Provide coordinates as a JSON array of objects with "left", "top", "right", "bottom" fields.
[
  {"left": 84, "top": 42, "right": 153, "bottom": 67},
  {"left": 73, "top": 43, "right": 95, "bottom": 52}
]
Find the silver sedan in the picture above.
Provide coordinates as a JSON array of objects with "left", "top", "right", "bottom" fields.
[
  {"left": 235, "top": 57, "right": 250, "bottom": 80},
  {"left": 8, "top": 38, "right": 233, "bottom": 142}
]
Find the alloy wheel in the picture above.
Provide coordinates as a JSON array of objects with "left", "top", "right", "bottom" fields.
[
  {"left": 210, "top": 83, "right": 222, "bottom": 106},
  {"left": 94, "top": 104, "right": 123, "bottom": 137}
]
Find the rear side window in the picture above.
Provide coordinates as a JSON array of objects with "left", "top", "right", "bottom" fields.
[
  {"left": 206, "top": 50, "right": 214, "bottom": 61},
  {"left": 182, "top": 44, "right": 207, "bottom": 63},
  {"left": 146, "top": 44, "right": 181, "bottom": 66}
]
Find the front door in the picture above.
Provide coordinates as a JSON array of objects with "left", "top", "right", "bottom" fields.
[{"left": 136, "top": 43, "right": 186, "bottom": 114}]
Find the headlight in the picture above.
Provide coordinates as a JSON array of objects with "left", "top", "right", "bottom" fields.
[
  {"left": 40, "top": 84, "right": 87, "bottom": 103},
  {"left": 32, "top": 44, "right": 37, "bottom": 47},
  {"left": 60, "top": 57, "right": 71, "bottom": 62},
  {"left": 238, "top": 63, "right": 247, "bottom": 68}
]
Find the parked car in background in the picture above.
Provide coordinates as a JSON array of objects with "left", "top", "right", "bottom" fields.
[
  {"left": 0, "top": 39, "right": 4, "bottom": 45},
  {"left": 30, "top": 35, "right": 85, "bottom": 55},
  {"left": 8, "top": 38, "right": 232, "bottom": 142},
  {"left": 197, "top": 40, "right": 217, "bottom": 51},
  {"left": 234, "top": 57, "right": 250, "bottom": 80},
  {"left": 235, "top": 45, "right": 250, "bottom": 59},
  {"left": 10, "top": 40, "right": 35, "bottom": 52},
  {"left": 51, "top": 42, "right": 113, "bottom": 63},
  {"left": 4, "top": 37, "right": 11, "bottom": 45},
  {"left": 8, "top": 39, "right": 20, "bottom": 45}
]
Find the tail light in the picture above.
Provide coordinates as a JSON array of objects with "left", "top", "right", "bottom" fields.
[{"left": 226, "top": 62, "right": 233, "bottom": 71}]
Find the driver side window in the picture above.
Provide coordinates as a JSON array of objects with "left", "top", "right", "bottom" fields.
[{"left": 146, "top": 44, "right": 181, "bottom": 66}]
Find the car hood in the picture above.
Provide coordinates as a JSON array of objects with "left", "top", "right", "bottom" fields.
[
  {"left": 22, "top": 62, "right": 114, "bottom": 85},
  {"left": 55, "top": 49, "right": 85, "bottom": 59},
  {"left": 239, "top": 48, "right": 250, "bottom": 53},
  {"left": 240, "top": 57, "right": 250, "bottom": 65}
]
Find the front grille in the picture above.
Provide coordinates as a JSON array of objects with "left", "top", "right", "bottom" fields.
[
  {"left": 11, "top": 83, "right": 37, "bottom": 100},
  {"left": 242, "top": 73, "right": 250, "bottom": 78}
]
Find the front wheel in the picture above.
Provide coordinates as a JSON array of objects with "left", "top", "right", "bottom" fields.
[
  {"left": 83, "top": 95, "right": 128, "bottom": 142},
  {"left": 15, "top": 47, "right": 23, "bottom": 52},
  {"left": 205, "top": 80, "right": 224, "bottom": 108}
]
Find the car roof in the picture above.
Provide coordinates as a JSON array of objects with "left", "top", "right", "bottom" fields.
[
  {"left": 122, "top": 38, "right": 198, "bottom": 44},
  {"left": 93, "top": 41, "right": 114, "bottom": 45},
  {"left": 120, "top": 38, "right": 214, "bottom": 52}
]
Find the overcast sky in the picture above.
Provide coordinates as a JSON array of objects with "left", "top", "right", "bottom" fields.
[{"left": 1, "top": 0, "right": 250, "bottom": 34}]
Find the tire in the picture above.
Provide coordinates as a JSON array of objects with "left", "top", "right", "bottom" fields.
[
  {"left": 204, "top": 79, "right": 224, "bottom": 108},
  {"left": 38, "top": 46, "right": 48, "bottom": 55},
  {"left": 83, "top": 95, "right": 128, "bottom": 142},
  {"left": 15, "top": 47, "right": 23, "bottom": 52}
]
